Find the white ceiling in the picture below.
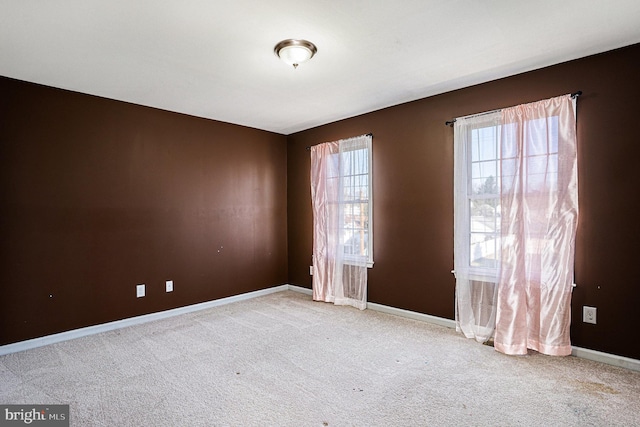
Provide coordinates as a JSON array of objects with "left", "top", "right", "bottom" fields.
[{"left": 2, "top": 1, "right": 640, "bottom": 135}]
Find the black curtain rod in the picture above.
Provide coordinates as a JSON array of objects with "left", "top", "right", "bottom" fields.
[
  {"left": 444, "top": 91, "right": 582, "bottom": 127},
  {"left": 305, "top": 133, "right": 373, "bottom": 151}
]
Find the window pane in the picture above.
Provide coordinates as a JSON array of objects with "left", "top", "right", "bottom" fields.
[
  {"left": 344, "top": 230, "right": 368, "bottom": 256},
  {"left": 339, "top": 144, "right": 371, "bottom": 260},
  {"left": 470, "top": 124, "right": 500, "bottom": 199},
  {"left": 480, "top": 161, "right": 497, "bottom": 181},
  {"left": 470, "top": 233, "right": 499, "bottom": 269},
  {"left": 472, "top": 175, "right": 498, "bottom": 196},
  {"left": 549, "top": 117, "right": 559, "bottom": 153},
  {"left": 468, "top": 124, "right": 501, "bottom": 270},
  {"left": 526, "top": 153, "right": 558, "bottom": 192},
  {"left": 470, "top": 200, "right": 500, "bottom": 231},
  {"left": 343, "top": 202, "right": 369, "bottom": 256},
  {"left": 501, "top": 123, "right": 518, "bottom": 159},
  {"left": 458, "top": 114, "right": 563, "bottom": 276},
  {"left": 326, "top": 153, "right": 340, "bottom": 178},
  {"left": 470, "top": 192, "right": 500, "bottom": 270},
  {"left": 472, "top": 126, "right": 498, "bottom": 161},
  {"left": 472, "top": 160, "right": 498, "bottom": 180},
  {"left": 525, "top": 118, "right": 550, "bottom": 157},
  {"left": 524, "top": 116, "right": 558, "bottom": 157}
]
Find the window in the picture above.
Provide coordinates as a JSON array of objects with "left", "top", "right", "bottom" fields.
[
  {"left": 310, "top": 133, "right": 372, "bottom": 309},
  {"left": 454, "top": 95, "right": 578, "bottom": 351},
  {"left": 468, "top": 124, "right": 501, "bottom": 272},
  {"left": 462, "top": 117, "right": 560, "bottom": 278},
  {"left": 454, "top": 113, "right": 503, "bottom": 283},
  {"left": 325, "top": 135, "right": 373, "bottom": 267}
]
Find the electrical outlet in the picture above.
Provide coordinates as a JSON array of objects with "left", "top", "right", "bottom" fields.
[
  {"left": 583, "top": 306, "right": 597, "bottom": 324},
  {"left": 166, "top": 280, "right": 173, "bottom": 292},
  {"left": 309, "top": 266, "right": 314, "bottom": 276},
  {"left": 136, "top": 284, "right": 145, "bottom": 298}
]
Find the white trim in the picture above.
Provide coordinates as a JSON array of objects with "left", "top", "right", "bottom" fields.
[
  {"left": 367, "top": 302, "right": 640, "bottom": 371},
  {"left": 2, "top": 283, "right": 638, "bottom": 372},
  {"left": 367, "top": 300, "right": 639, "bottom": 372},
  {"left": 572, "top": 346, "right": 640, "bottom": 372},
  {"left": 366, "top": 301, "right": 457, "bottom": 329},
  {"left": 0, "top": 284, "right": 289, "bottom": 356}
]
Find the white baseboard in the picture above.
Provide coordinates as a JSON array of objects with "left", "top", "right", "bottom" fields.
[
  {"left": 287, "top": 284, "right": 640, "bottom": 371},
  {"left": 367, "top": 301, "right": 457, "bottom": 329},
  {"left": 0, "top": 284, "right": 289, "bottom": 356},
  {"left": 366, "top": 295, "right": 639, "bottom": 372},
  {"left": 365, "top": 300, "right": 640, "bottom": 371},
  {"left": 285, "top": 284, "right": 456, "bottom": 329},
  {"left": 571, "top": 346, "right": 640, "bottom": 372},
  {"left": 3, "top": 283, "right": 639, "bottom": 372}
]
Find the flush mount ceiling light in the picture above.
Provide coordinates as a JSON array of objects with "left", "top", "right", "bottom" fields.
[{"left": 274, "top": 39, "right": 317, "bottom": 69}]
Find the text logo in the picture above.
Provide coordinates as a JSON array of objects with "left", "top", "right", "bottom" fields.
[{"left": 0, "top": 405, "right": 69, "bottom": 426}]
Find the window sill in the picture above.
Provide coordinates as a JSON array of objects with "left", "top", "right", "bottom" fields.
[{"left": 342, "top": 259, "right": 374, "bottom": 269}]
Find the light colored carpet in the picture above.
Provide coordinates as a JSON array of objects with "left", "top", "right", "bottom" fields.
[{"left": 1, "top": 290, "right": 639, "bottom": 426}]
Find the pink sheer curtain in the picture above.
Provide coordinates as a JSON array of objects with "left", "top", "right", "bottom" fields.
[
  {"left": 494, "top": 95, "right": 578, "bottom": 356},
  {"left": 310, "top": 141, "right": 340, "bottom": 304},
  {"left": 310, "top": 137, "right": 369, "bottom": 310}
]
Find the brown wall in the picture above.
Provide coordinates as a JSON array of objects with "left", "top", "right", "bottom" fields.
[
  {"left": 0, "top": 77, "right": 288, "bottom": 345},
  {"left": 287, "top": 43, "right": 640, "bottom": 360},
  {"left": 2, "top": 43, "right": 639, "bottom": 361}
]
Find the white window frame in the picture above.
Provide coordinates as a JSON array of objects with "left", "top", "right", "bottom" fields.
[
  {"left": 455, "top": 106, "right": 570, "bottom": 282},
  {"left": 464, "top": 119, "right": 502, "bottom": 281},
  {"left": 333, "top": 135, "right": 374, "bottom": 268}
]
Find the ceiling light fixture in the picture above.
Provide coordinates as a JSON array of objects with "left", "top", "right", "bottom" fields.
[{"left": 274, "top": 39, "right": 317, "bottom": 69}]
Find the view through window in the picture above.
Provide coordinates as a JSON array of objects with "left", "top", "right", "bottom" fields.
[
  {"left": 467, "top": 117, "right": 559, "bottom": 274},
  {"left": 326, "top": 136, "right": 373, "bottom": 266}
]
